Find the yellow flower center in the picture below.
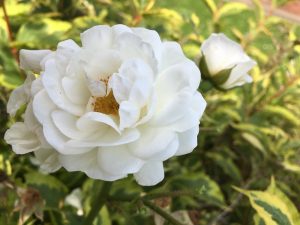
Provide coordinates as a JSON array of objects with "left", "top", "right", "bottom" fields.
[{"left": 93, "top": 91, "right": 119, "bottom": 115}]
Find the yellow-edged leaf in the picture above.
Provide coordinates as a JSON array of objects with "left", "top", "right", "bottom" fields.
[
  {"left": 234, "top": 178, "right": 300, "bottom": 225},
  {"left": 263, "top": 105, "right": 300, "bottom": 126},
  {"left": 204, "top": 0, "right": 217, "bottom": 13},
  {"left": 219, "top": 2, "right": 248, "bottom": 18}
]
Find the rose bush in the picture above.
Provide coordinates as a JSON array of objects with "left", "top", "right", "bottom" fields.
[
  {"left": 200, "top": 33, "right": 256, "bottom": 89},
  {"left": 4, "top": 24, "right": 206, "bottom": 186}
]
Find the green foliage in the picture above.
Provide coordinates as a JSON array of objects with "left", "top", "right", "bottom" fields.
[
  {"left": 236, "top": 178, "right": 300, "bottom": 225},
  {"left": 0, "top": 0, "right": 299, "bottom": 224}
]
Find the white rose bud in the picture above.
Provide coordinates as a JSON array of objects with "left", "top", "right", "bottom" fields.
[
  {"left": 200, "top": 33, "right": 256, "bottom": 90},
  {"left": 5, "top": 25, "right": 207, "bottom": 186}
]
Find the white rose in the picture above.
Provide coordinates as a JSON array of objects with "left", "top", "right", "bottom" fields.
[
  {"left": 5, "top": 25, "right": 206, "bottom": 186},
  {"left": 200, "top": 33, "right": 256, "bottom": 89}
]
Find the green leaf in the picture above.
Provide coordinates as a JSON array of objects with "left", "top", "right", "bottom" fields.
[
  {"left": 206, "top": 152, "right": 242, "bottom": 182},
  {"left": 235, "top": 178, "right": 300, "bottom": 225},
  {"left": 204, "top": 0, "right": 217, "bottom": 13},
  {"left": 25, "top": 172, "right": 68, "bottom": 209},
  {"left": 218, "top": 2, "right": 249, "bottom": 18},
  {"left": 0, "top": 24, "right": 23, "bottom": 88},
  {"left": 0, "top": 0, "right": 31, "bottom": 17},
  {"left": 170, "top": 172, "right": 225, "bottom": 207},
  {"left": 248, "top": 46, "right": 269, "bottom": 63},
  {"left": 262, "top": 105, "right": 300, "bottom": 126},
  {"left": 241, "top": 132, "right": 266, "bottom": 154},
  {"left": 254, "top": 214, "right": 267, "bottom": 225},
  {"left": 16, "top": 18, "right": 72, "bottom": 48}
]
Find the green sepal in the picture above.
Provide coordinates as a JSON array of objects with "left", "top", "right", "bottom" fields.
[
  {"left": 210, "top": 66, "right": 234, "bottom": 85},
  {"left": 199, "top": 55, "right": 211, "bottom": 80}
]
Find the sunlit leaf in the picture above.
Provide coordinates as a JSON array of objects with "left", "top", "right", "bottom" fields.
[{"left": 235, "top": 178, "right": 300, "bottom": 225}]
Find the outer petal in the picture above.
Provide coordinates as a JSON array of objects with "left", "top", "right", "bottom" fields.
[
  {"left": 221, "top": 59, "right": 256, "bottom": 89},
  {"left": 112, "top": 24, "right": 133, "bottom": 37},
  {"left": 66, "top": 128, "right": 140, "bottom": 148},
  {"left": 80, "top": 50, "right": 121, "bottom": 81},
  {"left": 155, "top": 60, "right": 200, "bottom": 104},
  {"left": 97, "top": 145, "right": 144, "bottom": 175},
  {"left": 170, "top": 92, "right": 206, "bottom": 132},
  {"left": 59, "top": 150, "right": 126, "bottom": 181},
  {"left": 134, "top": 161, "right": 164, "bottom": 186},
  {"left": 31, "top": 78, "right": 44, "bottom": 96},
  {"left": 24, "top": 101, "right": 40, "bottom": 131},
  {"left": 115, "top": 32, "right": 157, "bottom": 73},
  {"left": 7, "top": 73, "right": 35, "bottom": 116},
  {"left": 51, "top": 110, "right": 90, "bottom": 140},
  {"left": 129, "top": 128, "right": 178, "bottom": 160},
  {"left": 175, "top": 126, "right": 199, "bottom": 156},
  {"left": 151, "top": 89, "right": 193, "bottom": 126},
  {"left": 43, "top": 120, "right": 92, "bottom": 155},
  {"left": 33, "top": 90, "right": 57, "bottom": 124},
  {"left": 34, "top": 148, "right": 61, "bottom": 173},
  {"left": 55, "top": 39, "right": 81, "bottom": 75},
  {"left": 132, "top": 27, "right": 162, "bottom": 62},
  {"left": 81, "top": 25, "right": 113, "bottom": 50},
  {"left": 20, "top": 49, "right": 52, "bottom": 72},
  {"left": 4, "top": 122, "right": 41, "bottom": 154},
  {"left": 159, "top": 41, "right": 187, "bottom": 72}
]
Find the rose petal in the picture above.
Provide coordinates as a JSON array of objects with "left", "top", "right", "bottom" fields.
[
  {"left": 116, "top": 32, "right": 157, "bottom": 73},
  {"left": 81, "top": 25, "right": 113, "bottom": 50},
  {"left": 62, "top": 76, "right": 90, "bottom": 105},
  {"left": 159, "top": 41, "right": 187, "bottom": 72},
  {"left": 221, "top": 59, "right": 256, "bottom": 89},
  {"left": 66, "top": 128, "right": 140, "bottom": 148},
  {"left": 155, "top": 60, "right": 200, "bottom": 105},
  {"left": 134, "top": 161, "right": 164, "bottom": 186},
  {"left": 132, "top": 27, "right": 162, "bottom": 62},
  {"left": 51, "top": 110, "right": 90, "bottom": 140},
  {"left": 97, "top": 145, "right": 144, "bottom": 175},
  {"left": 119, "top": 101, "right": 140, "bottom": 130},
  {"left": 33, "top": 90, "right": 57, "bottom": 124},
  {"left": 59, "top": 150, "right": 126, "bottom": 181},
  {"left": 20, "top": 49, "right": 52, "bottom": 72},
  {"left": 34, "top": 148, "right": 61, "bottom": 173},
  {"left": 7, "top": 73, "right": 35, "bottom": 116},
  {"left": 129, "top": 128, "right": 177, "bottom": 160},
  {"left": 4, "top": 122, "right": 40, "bottom": 154},
  {"left": 42, "top": 59, "right": 85, "bottom": 116},
  {"left": 175, "top": 126, "right": 199, "bottom": 156}
]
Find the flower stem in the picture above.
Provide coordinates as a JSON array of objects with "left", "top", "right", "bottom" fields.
[
  {"left": 1, "top": 0, "right": 19, "bottom": 63},
  {"left": 83, "top": 181, "right": 112, "bottom": 225},
  {"left": 142, "top": 199, "right": 184, "bottom": 225}
]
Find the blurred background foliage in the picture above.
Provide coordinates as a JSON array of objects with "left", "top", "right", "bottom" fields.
[{"left": 0, "top": 0, "right": 300, "bottom": 224}]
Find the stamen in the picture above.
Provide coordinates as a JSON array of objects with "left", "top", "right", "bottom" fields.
[{"left": 93, "top": 91, "right": 119, "bottom": 115}]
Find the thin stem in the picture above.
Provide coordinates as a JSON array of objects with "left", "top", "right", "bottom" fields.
[
  {"left": 142, "top": 190, "right": 198, "bottom": 200},
  {"left": 142, "top": 199, "right": 184, "bottom": 225},
  {"left": 1, "top": 0, "right": 13, "bottom": 41},
  {"left": 208, "top": 177, "right": 256, "bottom": 225},
  {"left": 83, "top": 181, "right": 112, "bottom": 225},
  {"left": 1, "top": 0, "right": 19, "bottom": 63}
]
